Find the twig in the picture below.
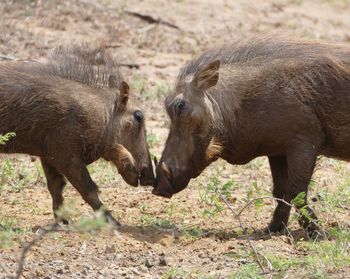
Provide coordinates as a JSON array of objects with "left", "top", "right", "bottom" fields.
[
  {"left": 125, "top": 10, "right": 180, "bottom": 30},
  {"left": 236, "top": 196, "right": 293, "bottom": 217},
  {"left": 117, "top": 63, "right": 140, "bottom": 69},
  {"left": 258, "top": 252, "right": 274, "bottom": 279},
  {"left": 0, "top": 55, "right": 14, "bottom": 61},
  {"left": 217, "top": 190, "right": 267, "bottom": 274},
  {"left": 13, "top": 223, "right": 59, "bottom": 279}
]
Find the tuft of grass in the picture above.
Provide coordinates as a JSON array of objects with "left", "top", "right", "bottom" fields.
[
  {"left": 232, "top": 262, "right": 262, "bottom": 279},
  {"left": 0, "top": 218, "right": 30, "bottom": 248},
  {"left": 262, "top": 227, "right": 350, "bottom": 278},
  {"left": 147, "top": 133, "right": 159, "bottom": 148},
  {"left": 151, "top": 82, "right": 171, "bottom": 99},
  {"left": 88, "top": 160, "right": 122, "bottom": 187},
  {"left": 182, "top": 225, "right": 202, "bottom": 241},
  {"left": 0, "top": 156, "right": 43, "bottom": 193},
  {"left": 130, "top": 75, "right": 148, "bottom": 95},
  {"left": 163, "top": 267, "right": 190, "bottom": 279},
  {"left": 139, "top": 214, "right": 177, "bottom": 230}
]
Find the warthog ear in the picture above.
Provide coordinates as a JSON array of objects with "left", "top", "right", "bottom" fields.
[
  {"left": 191, "top": 60, "right": 220, "bottom": 93},
  {"left": 119, "top": 81, "right": 130, "bottom": 106}
]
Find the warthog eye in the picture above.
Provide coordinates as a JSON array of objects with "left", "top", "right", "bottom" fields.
[
  {"left": 176, "top": 100, "right": 185, "bottom": 115},
  {"left": 133, "top": 110, "right": 144, "bottom": 123}
]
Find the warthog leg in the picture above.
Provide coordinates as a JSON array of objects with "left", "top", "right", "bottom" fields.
[
  {"left": 58, "top": 160, "right": 120, "bottom": 227},
  {"left": 41, "top": 158, "right": 68, "bottom": 224},
  {"left": 268, "top": 147, "right": 320, "bottom": 238}
]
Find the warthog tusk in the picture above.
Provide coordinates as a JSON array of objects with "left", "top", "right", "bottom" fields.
[
  {"left": 153, "top": 156, "right": 158, "bottom": 168},
  {"left": 161, "top": 162, "right": 172, "bottom": 179}
]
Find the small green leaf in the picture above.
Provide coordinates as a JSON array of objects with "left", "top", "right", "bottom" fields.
[{"left": 292, "top": 192, "right": 306, "bottom": 207}]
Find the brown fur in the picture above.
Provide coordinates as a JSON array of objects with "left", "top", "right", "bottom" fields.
[
  {"left": 0, "top": 44, "right": 155, "bottom": 224},
  {"left": 156, "top": 35, "right": 350, "bottom": 237}
]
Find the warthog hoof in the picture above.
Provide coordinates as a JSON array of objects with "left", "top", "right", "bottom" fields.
[{"left": 104, "top": 211, "right": 121, "bottom": 227}]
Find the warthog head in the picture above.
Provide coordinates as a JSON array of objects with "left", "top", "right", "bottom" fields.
[
  {"left": 153, "top": 60, "right": 222, "bottom": 197},
  {"left": 107, "top": 80, "right": 155, "bottom": 187}
]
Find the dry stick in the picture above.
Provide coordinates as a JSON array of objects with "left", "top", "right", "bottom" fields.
[
  {"left": 13, "top": 223, "right": 59, "bottom": 279},
  {"left": 2, "top": 219, "right": 113, "bottom": 279},
  {"left": 0, "top": 55, "right": 14, "bottom": 61},
  {"left": 236, "top": 196, "right": 293, "bottom": 217},
  {"left": 125, "top": 10, "right": 180, "bottom": 30},
  {"left": 217, "top": 190, "right": 268, "bottom": 274},
  {"left": 257, "top": 252, "right": 274, "bottom": 279},
  {"left": 117, "top": 63, "right": 140, "bottom": 69},
  {"left": 218, "top": 194, "right": 326, "bottom": 276}
]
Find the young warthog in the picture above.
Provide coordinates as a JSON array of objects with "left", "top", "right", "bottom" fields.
[
  {"left": 154, "top": 36, "right": 350, "bottom": 237},
  {"left": 0, "top": 45, "right": 155, "bottom": 225}
]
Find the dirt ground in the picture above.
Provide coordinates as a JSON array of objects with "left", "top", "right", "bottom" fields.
[{"left": 1, "top": 0, "right": 350, "bottom": 278}]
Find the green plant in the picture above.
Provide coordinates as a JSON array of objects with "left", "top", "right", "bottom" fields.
[
  {"left": 147, "top": 133, "right": 159, "bottom": 148},
  {"left": 232, "top": 262, "right": 262, "bottom": 279},
  {"left": 182, "top": 225, "right": 202, "bottom": 240},
  {"left": 0, "top": 218, "right": 30, "bottom": 248},
  {"left": 131, "top": 75, "right": 147, "bottom": 95},
  {"left": 0, "top": 132, "right": 15, "bottom": 145},
  {"left": 163, "top": 267, "right": 190, "bottom": 279},
  {"left": 199, "top": 171, "right": 236, "bottom": 218},
  {"left": 139, "top": 214, "right": 176, "bottom": 230},
  {"left": 165, "top": 201, "right": 176, "bottom": 219}
]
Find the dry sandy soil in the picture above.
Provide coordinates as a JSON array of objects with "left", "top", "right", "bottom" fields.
[{"left": 1, "top": 0, "right": 350, "bottom": 278}]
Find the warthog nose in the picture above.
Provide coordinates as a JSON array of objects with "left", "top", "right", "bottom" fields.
[
  {"left": 152, "top": 161, "right": 173, "bottom": 198},
  {"left": 139, "top": 164, "right": 155, "bottom": 186}
]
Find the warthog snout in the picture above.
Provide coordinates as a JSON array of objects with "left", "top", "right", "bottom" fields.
[
  {"left": 139, "top": 162, "right": 155, "bottom": 186},
  {"left": 153, "top": 162, "right": 191, "bottom": 198},
  {"left": 153, "top": 162, "right": 173, "bottom": 198},
  {"left": 113, "top": 144, "right": 140, "bottom": 187}
]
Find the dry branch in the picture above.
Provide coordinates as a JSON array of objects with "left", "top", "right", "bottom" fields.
[
  {"left": 125, "top": 10, "right": 180, "bottom": 30},
  {"left": 217, "top": 190, "right": 269, "bottom": 275},
  {"left": 217, "top": 192, "right": 330, "bottom": 277},
  {"left": 0, "top": 56, "right": 14, "bottom": 61},
  {"left": 12, "top": 223, "right": 59, "bottom": 279},
  {"left": 118, "top": 63, "right": 140, "bottom": 69}
]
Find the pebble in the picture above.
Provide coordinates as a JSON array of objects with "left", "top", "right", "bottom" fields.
[{"left": 159, "top": 256, "right": 167, "bottom": 266}]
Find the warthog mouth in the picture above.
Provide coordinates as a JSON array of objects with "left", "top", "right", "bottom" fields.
[
  {"left": 139, "top": 164, "right": 156, "bottom": 187},
  {"left": 153, "top": 162, "right": 173, "bottom": 198},
  {"left": 111, "top": 144, "right": 141, "bottom": 187}
]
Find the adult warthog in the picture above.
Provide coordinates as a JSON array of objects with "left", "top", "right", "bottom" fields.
[
  {"left": 153, "top": 36, "right": 350, "bottom": 237},
  {"left": 0, "top": 45, "right": 154, "bottom": 225}
]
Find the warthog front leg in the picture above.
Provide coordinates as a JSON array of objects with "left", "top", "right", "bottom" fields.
[
  {"left": 60, "top": 161, "right": 120, "bottom": 227},
  {"left": 41, "top": 158, "right": 68, "bottom": 224}
]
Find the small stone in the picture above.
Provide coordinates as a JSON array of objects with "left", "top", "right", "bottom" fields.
[
  {"left": 159, "top": 256, "right": 167, "bottom": 266},
  {"left": 104, "top": 245, "right": 116, "bottom": 254},
  {"left": 144, "top": 258, "right": 153, "bottom": 268}
]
